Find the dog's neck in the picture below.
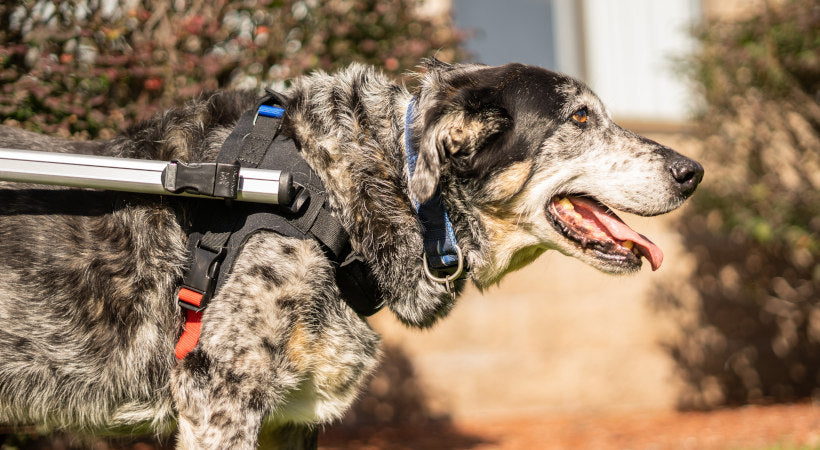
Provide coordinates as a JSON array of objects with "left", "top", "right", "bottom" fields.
[{"left": 282, "top": 65, "right": 486, "bottom": 327}]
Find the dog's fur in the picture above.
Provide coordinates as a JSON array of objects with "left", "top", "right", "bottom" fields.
[{"left": 0, "top": 61, "right": 702, "bottom": 448}]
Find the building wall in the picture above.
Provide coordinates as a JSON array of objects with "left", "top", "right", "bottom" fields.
[
  {"left": 581, "top": 0, "right": 701, "bottom": 122},
  {"left": 451, "top": 0, "right": 700, "bottom": 122},
  {"left": 453, "top": 0, "right": 558, "bottom": 70}
]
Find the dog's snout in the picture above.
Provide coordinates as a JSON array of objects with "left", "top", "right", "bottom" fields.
[{"left": 667, "top": 154, "right": 704, "bottom": 198}]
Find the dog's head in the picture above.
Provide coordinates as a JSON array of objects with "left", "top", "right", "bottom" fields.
[{"left": 410, "top": 61, "right": 703, "bottom": 286}]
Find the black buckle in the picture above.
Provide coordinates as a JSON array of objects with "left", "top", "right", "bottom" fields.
[
  {"left": 178, "top": 242, "right": 227, "bottom": 312},
  {"left": 162, "top": 161, "right": 240, "bottom": 199}
]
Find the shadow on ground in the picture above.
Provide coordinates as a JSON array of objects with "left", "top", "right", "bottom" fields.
[
  {"left": 319, "top": 343, "right": 489, "bottom": 449},
  {"left": 0, "top": 433, "right": 173, "bottom": 450},
  {"left": 0, "top": 344, "right": 487, "bottom": 449}
]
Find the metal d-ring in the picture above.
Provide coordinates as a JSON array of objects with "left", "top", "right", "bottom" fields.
[{"left": 422, "top": 245, "right": 465, "bottom": 298}]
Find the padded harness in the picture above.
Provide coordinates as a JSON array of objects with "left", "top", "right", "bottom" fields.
[{"left": 174, "top": 90, "right": 384, "bottom": 359}]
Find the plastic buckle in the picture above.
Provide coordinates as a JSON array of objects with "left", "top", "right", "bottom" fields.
[
  {"left": 161, "top": 161, "right": 240, "bottom": 199},
  {"left": 178, "top": 242, "right": 227, "bottom": 312}
]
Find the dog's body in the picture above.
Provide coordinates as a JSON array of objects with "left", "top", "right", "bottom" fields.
[{"left": 0, "top": 61, "right": 702, "bottom": 448}]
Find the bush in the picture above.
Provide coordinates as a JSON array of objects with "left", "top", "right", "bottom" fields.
[
  {"left": 0, "top": 0, "right": 464, "bottom": 139},
  {"left": 653, "top": 0, "right": 820, "bottom": 409}
]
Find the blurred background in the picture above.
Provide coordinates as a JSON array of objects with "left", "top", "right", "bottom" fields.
[{"left": 1, "top": 0, "right": 818, "bottom": 448}]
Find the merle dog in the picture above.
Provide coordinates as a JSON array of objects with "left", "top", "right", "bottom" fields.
[{"left": 0, "top": 60, "right": 703, "bottom": 448}]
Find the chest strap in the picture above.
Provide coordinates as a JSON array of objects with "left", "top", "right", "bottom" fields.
[{"left": 175, "top": 91, "right": 384, "bottom": 360}]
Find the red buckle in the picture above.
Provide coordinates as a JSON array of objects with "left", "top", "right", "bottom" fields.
[
  {"left": 177, "top": 287, "right": 204, "bottom": 311},
  {"left": 175, "top": 287, "right": 206, "bottom": 359}
]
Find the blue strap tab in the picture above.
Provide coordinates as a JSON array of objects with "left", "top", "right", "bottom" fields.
[
  {"left": 405, "top": 98, "right": 461, "bottom": 271},
  {"left": 258, "top": 105, "right": 285, "bottom": 118}
]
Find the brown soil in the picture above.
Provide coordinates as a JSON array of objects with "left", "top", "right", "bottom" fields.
[
  {"left": 3, "top": 403, "right": 818, "bottom": 449},
  {"left": 320, "top": 403, "right": 820, "bottom": 450}
]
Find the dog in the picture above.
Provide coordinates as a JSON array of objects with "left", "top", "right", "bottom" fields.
[{"left": 0, "top": 60, "right": 703, "bottom": 449}]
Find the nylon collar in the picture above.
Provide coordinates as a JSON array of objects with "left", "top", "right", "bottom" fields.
[{"left": 404, "top": 98, "right": 464, "bottom": 276}]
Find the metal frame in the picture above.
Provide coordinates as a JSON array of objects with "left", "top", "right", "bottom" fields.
[{"left": 0, "top": 147, "right": 285, "bottom": 204}]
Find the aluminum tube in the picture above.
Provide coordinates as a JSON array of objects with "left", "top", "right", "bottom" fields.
[{"left": 0, "top": 148, "right": 283, "bottom": 204}]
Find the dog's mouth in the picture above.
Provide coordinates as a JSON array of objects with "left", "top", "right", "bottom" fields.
[{"left": 546, "top": 196, "right": 664, "bottom": 271}]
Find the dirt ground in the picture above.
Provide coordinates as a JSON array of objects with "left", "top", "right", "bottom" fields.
[
  {"left": 320, "top": 403, "right": 820, "bottom": 450},
  {"left": 3, "top": 402, "right": 817, "bottom": 449}
]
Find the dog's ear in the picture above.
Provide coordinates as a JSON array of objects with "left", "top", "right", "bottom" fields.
[{"left": 411, "top": 101, "right": 511, "bottom": 203}]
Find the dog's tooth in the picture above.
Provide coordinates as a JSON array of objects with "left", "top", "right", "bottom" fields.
[
  {"left": 558, "top": 197, "right": 574, "bottom": 210},
  {"left": 623, "top": 240, "right": 634, "bottom": 250},
  {"left": 589, "top": 227, "right": 609, "bottom": 240}
]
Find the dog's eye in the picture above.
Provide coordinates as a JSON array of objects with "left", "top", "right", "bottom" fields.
[{"left": 572, "top": 107, "right": 588, "bottom": 124}]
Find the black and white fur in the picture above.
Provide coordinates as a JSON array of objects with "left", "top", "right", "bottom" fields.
[{"left": 0, "top": 61, "right": 702, "bottom": 448}]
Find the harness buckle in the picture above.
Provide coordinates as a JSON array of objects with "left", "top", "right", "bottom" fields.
[
  {"left": 177, "top": 242, "right": 227, "bottom": 312},
  {"left": 162, "top": 161, "right": 240, "bottom": 199}
]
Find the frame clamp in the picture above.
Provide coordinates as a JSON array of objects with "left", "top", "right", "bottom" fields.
[{"left": 161, "top": 161, "right": 240, "bottom": 199}]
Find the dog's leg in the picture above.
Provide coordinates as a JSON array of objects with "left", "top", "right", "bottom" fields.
[
  {"left": 169, "top": 233, "right": 380, "bottom": 449},
  {"left": 172, "top": 347, "right": 321, "bottom": 450},
  {"left": 172, "top": 350, "right": 269, "bottom": 450}
]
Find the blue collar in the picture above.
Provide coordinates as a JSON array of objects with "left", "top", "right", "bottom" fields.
[{"left": 404, "top": 98, "right": 464, "bottom": 279}]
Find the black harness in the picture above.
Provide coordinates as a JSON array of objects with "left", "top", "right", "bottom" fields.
[
  {"left": 171, "top": 91, "right": 471, "bottom": 359},
  {"left": 176, "top": 91, "right": 384, "bottom": 323}
]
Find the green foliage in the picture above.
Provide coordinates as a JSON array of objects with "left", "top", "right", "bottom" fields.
[
  {"left": 654, "top": 0, "right": 820, "bottom": 409},
  {"left": 0, "top": 0, "right": 464, "bottom": 139},
  {"left": 686, "top": 2, "right": 820, "bottom": 255}
]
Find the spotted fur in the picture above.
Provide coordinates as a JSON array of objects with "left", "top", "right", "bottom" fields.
[{"left": 0, "top": 60, "right": 702, "bottom": 448}]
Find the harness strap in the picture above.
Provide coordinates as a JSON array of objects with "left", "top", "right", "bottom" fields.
[
  {"left": 175, "top": 308, "right": 203, "bottom": 359},
  {"left": 175, "top": 211, "right": 235, "bottom": 359},
  {"left": 238, "top": 104, "right": 284, "bottom": 168}
]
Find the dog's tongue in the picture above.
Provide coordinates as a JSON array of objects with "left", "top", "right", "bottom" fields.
[{"left": 569, "top": 197, "right": 664, "bottom": 271}]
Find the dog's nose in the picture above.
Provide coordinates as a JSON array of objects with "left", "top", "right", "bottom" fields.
[{"left": 667, "top": 154, "right": 704, "bottom": 198}]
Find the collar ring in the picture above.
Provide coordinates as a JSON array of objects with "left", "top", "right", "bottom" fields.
[{"left": 422, "top": 244, "right": 464, "bottom": 285}]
